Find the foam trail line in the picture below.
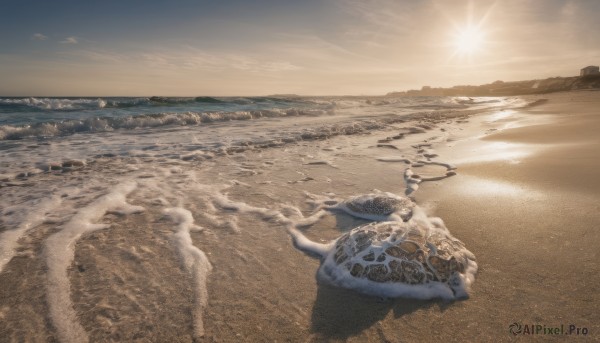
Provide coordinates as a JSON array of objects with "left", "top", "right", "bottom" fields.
[
  {"left": 163, "top": 208, "right": 212, "bottom": 339},
  {"left": 44, "top": 181, "right": 144, "bottom": 343},
  {"left": 287, "top": 228, "right": 331, "bottom": 258},
  {"left": 0, "top": 195, "right": 62, "bottom": 272}
]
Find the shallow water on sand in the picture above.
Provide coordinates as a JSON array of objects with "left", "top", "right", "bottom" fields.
[{"left": 0, "top": 96, "right": 530, "bottom": 342}]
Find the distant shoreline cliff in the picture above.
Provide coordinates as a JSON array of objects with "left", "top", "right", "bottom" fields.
[{"left": 387, "top": 74, "right": 600, "bottom": 97}]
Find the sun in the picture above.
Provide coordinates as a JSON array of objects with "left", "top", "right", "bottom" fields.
[
  {"left": 453, "top": 25, "right": 485, "bottom": 56},
  {"left": 444, "top": 1, "right": 496, "bottom": 62}
]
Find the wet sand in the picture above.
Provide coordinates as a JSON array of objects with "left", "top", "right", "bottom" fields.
[
  {"left": 414, "top": 90, "right": 600, "bottom": 342},
  {"left": 1, "top": 92, "right": 598, "bottom": 342}
]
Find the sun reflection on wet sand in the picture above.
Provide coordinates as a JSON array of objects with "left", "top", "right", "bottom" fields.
[
  {"left": 453, "top": 141, "right": 538, "bottom": 165},
  {"left": 486, "top": 109, "right": 515, "bottom": 122},
  {"left": 453, "top": 175, "right": 542, "bottom": 198}
]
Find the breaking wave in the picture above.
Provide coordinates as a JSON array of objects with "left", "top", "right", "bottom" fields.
[
  {"left": 0, "top": 108, "right": 334, "bottom": 140},
  {"left": 0, "top": 97, "right": 109, "bottom": 111},
  {"left": 0, "top": 95, "right": 524, "bottom": 140},
  {"left": 0, "top": 96, "right": 309, "bottom": 112}
]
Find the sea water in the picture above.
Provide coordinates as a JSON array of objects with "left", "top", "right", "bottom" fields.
[{"left": 0, "top": 96, "right": 517, "bottom": 178}]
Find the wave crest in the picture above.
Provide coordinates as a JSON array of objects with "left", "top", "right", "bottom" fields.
[
  {"left": 0, "top": 97, "right": 108, "bottom": 111},
  {"left": 0, "top": 108, "right": 334, "bottom": 140}
]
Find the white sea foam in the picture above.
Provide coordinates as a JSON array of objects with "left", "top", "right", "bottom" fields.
[
  {"left": 416, "top": 160, "right": 457, "bottom": 170},
  {"left": 0, "top": 195, "right": 63, "bottom": 272},
  {"left": 210, "top": 192, "right": 284, "bottom": 223},
  {"left": 288, "top": 206, "right": 477, "bottom": 300},
  {"left": 44, "top": 181, "right": 144, "bottom": 343},
  {"left": 376, "top": 157, "right": 412, "bottom": 163},
  {"left": 197, "top": 198, "right": 242, "bottom": 233},
  {"left": 292, "top": 209, "right": 330, "bottom": 228},
  {"left": 404, "top": 168, "right": 421, "bottom": 195},
  {"left": 305, "top": 191, "right": 415, "bottom": 222},
  {"left": 0, "top": 108, "right": 333, "bottom": 140},
  {"left": 287, "top": 228, "right": 333, "bottom": 258},
  {"left": 358, "top": 193, "right": 410, "bottom": 220},
  {"left": 0, "top": 94, "right": 526, "bottom": 339},
  {"left": 0, "top": 97, "right": 107, "bottom": 110},
  {"left": 162, "top": 207, "right": 212, "bottom": 339}
]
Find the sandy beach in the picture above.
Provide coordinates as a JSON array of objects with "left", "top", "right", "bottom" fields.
[
  {"left": 3, "top": 1, "right": 600, "bottom": 341},
  {"left": 412, "top": 90, "right": 600, "bottom": 342},
  {"left": 0, "top": 91, "right": 598, "bottom": 342}
]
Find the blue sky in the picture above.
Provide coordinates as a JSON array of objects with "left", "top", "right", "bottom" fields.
[{"left": 1, "top": 0, "right": 599, "bottom": 96}]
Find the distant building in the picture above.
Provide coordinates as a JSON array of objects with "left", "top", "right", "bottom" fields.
[{"left": 580, "top": 66, "right": 599, "bottom": 76}]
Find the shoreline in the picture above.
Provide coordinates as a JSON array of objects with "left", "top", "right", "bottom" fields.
[
  {"left": 414, "top": 90, "right": 599, "bottom": 341},
  {"left": 0, "top": 91, "right": 598, "bottom": 342}
]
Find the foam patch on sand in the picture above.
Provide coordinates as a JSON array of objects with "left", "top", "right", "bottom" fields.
[
  {"left": 288, "top": 207, "right": 477, "bottom": 300},
  {"left": 162, "top": 208, "right": 212, "bottom": 339},
  {"left": 198, "top": 198, "right": 242, "bottom": 233},
  {"left": 288, "top": 228, "right": 334, "bottom": 258},
  {"left": 286, "top": 158, "right": 476, "bottom": 301},
  {"left": 376, "top": 157, "right": 412, "bottom": 163},
  {"left": 305, "top": 191, "right": 415, "bottom": 222},
  {"left": 0, "top": 195, "right": 63, "bottom": 272},
  {"left": 278, "top": 202, "right": 330, "bottom": 228},
  {"left": 404, "top": 169, "right": 421, "bottom": 195},
  {"left": 211, "top": 193, "right": 277, "bottom": 217},
  {"left": 403, "top": 164, "right": 457, "bottom": 195},
  {"left": 336, "top": 192, "right": 414, "bottom": 222},
  {"left": 44, "top": 181, "right": 144, "bottom": 343}
]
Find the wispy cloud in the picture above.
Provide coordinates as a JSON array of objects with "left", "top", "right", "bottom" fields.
[
  {"left": 221, "top": 54, "right": 300, "bottom": 73},
  {"left": 60, "top": 36, "right": 78, "bottom": 44},
  {"left": 337, "top": 0, "right": 421, "bottom": 43},
  {"left": 65, "top": 49, "right": 126, "bottom": 63},
  {"left": 140, "top": 50, "right": 301, "bottom": 73},
  {"left": 31, "top": 33, "right": 47, "bottom": 41},
  {"left": 63, "top": 46, "right": 300, "bottom": 74}
]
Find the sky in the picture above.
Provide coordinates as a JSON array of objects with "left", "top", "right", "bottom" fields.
[{"left": 1, "top": 0, "right": 599, "bottom": 96}]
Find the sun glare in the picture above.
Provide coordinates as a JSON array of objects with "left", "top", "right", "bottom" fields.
[{"left": 453, "top": 25, "right": 484, "bottom": 56}]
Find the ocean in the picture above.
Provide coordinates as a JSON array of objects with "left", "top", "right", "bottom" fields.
[
  {"left": 0, "top": 95, "right": 523, "bottom": 342},
  {"left": 0, "top": 95, "right": 511, "bottom": 176}
]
